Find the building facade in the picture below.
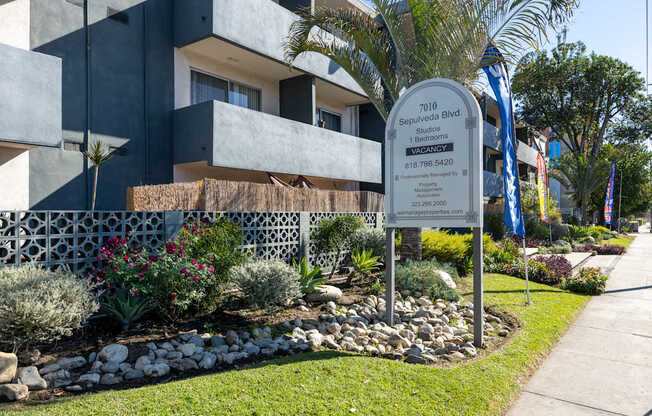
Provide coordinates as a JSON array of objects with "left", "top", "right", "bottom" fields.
[{"left": 0, "top": 0, "right": 540, "bottom": 211}]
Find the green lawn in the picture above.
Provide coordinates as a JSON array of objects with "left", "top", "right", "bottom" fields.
[{"left": 3, "top": 275, "right": 589, "bottom": 416}]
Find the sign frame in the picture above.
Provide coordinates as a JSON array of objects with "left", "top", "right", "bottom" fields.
[
  {"left": 384, "top": 78, "right": 483, "bottom": 229},
  {"left": 383, "top": 78, "right": 484, "bottom": 348}
]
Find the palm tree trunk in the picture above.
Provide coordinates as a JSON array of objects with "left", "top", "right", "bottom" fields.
[
  {"left": 400, "top": 227, "right": 422, "bottom": 263},
  {"left": 91, "top": 165, "right": 99, "bottom": 211}
]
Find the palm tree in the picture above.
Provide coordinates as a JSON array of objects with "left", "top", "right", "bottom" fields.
[
  {"left": 284, "top": 0, "right": 577, "bottom": 261},
  {"left": 84, "top": 140, "right": 113, "bottom": 210}
]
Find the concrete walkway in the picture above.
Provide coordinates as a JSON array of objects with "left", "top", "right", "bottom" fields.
[{"left": 508, "top": 232, "right": 652, "bottom": 416}]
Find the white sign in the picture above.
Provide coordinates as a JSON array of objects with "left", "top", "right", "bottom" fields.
[{"left": 385, "top": 79, "right": 483, "bottom": 228}]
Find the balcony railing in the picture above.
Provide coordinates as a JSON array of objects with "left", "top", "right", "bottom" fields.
[
  {"left": 0, "top": 43, "right": 61, "bottom": 147},
  {"left": 173, "top": 100, "right": 382, "bottom": 183}
]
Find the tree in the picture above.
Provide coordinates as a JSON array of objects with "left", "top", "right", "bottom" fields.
[
  {"left": 84, "top": 141, "right": 112, "bottom": 211},
  {"left": 589, "top": 142, "right": 652, "bottom": 221},
  {"left": 512, "top": 41, "right": 644, "bottom": 223},
  {"left": 285, "top": 0, "right": 577, "bottom": 259}
]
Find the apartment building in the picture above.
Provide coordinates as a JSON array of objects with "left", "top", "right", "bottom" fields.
[
  {"left": 0, "top": 0, "right": 383, "bottom": 210},
  {"left": 0, "top": 0, "right": 541, "bottom": 211}
]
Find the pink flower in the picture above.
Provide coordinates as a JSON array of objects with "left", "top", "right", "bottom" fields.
[
  {"left": 120, "top": 238, "right": 127, "bottom": 245},
  {"left": 133, "top": 290, "right": 141, "bottom": 297},
  {"left": 194, "top": 276, "right": 201, "bottom": 282},
  {"left": 191, "top": 259, "right": 198, "bottom": 265},
  {"left": 208, "top": 265, "right": 215, "bottom": 273},
  {"left": 170, "top": 293, "right": 177, "bottom": 300},
  {"left": 208, "top": 255, "right": 214, "bottom": 261},
  {"left": 197, "top": 264, "right": 205, "bottom": 271},
  {"left": 139, "top": 272, "right": 144, "bottom": 277},
  {"left": 123, "top": 255, "right": 130, "bottom": 261}
]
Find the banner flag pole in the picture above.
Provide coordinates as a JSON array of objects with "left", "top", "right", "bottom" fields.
[{"left": 523, "top": 238, "right": 530, "bottom": 304}]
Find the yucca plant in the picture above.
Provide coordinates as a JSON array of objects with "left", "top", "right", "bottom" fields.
[
  {"left": 348, "top": 248, "right": 381, "bottom": 285},
  {"left": 285, "top": 0, "right": 577, "bottom": 260},
  {"left": 99, "top": 288, "right": 152, "bottom": 331},
  {"left": 83, "top": 140, "right": 113, "bottom": 210},
  {"left": 293, "top": 257, "right": 327, "bottom": 294}
]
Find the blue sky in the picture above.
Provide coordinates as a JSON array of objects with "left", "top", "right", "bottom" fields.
[
  {"left": 362, "top": 1, "right": 649, "bottom": 87},
  {"left": 557, "top": 0, "right": 649, "bottom": 86}
]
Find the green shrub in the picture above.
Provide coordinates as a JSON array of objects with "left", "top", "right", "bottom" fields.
[
  {"left": 562, "top": 267, "right": 608, "bottom": 295},
  {"left": 97, "top": 217, "right": 246, "bottom": 321},
  {"left": 421, "top": 230, "right": 494, "bottom": 275},
  {"left": 486, "top": 214, "right": 505, "bottom": 240},
  {"left": 230, "top": 259, "right": 301, "bottom": 309},
  {"left": 484, "top": 239, "right": 521, "bottom": 267},
  {"left": 395, "top": 260, "right": 460, "bottom": 302},
  {"left": 349, "top": 227, "right": 386, "bottom": 263},
  {"left": 525, "top": 217, "right": 550, "bottom": 241},
  {"left": 0, "top": 264, "right": 99, "bottom": 353},
  {"left": 568, "top": 225, "right": 590, "bottom": 242},
  {"left": 312, "top": 215, "right": 364, "bottom": 278},
  {"left": 485, "top": 258, "right": 554, "bottom": 285},
  {"left": 551, "top": 222, "right": 569, "bottom": 241}
]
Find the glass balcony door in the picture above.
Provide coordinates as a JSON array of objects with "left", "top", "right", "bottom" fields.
[{"left": 191, "top": 70, "right": 261, "bottom": 112}]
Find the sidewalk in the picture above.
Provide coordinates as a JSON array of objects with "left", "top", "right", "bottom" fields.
[{"left": 507, "top": 232, "right": 652, "bottom": 416}]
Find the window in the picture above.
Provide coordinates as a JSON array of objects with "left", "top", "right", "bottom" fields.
[
  {"left": 316, "top": 108, "right": 342, "bottom": 132},
  {"left": 190, "top": 70, "right": 261, "bottom": 111}
]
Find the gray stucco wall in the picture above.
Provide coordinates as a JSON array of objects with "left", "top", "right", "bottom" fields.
[
  {"left": 0, "top": 43, "right": 61, "bottom": 147},
  {"left": 173, "top": 0, "right": 366, "bottom": 96},
  {"left": 28, "top": 0, "right": 174, "bottom": 210},
  {"left": 174, "top": 100, "right": 382, "bottom": 183},
  {"left": 280, "top": 75, "right": 315, "bottom": 125}
]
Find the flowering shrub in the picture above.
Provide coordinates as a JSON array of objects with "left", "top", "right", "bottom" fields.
[
  {"left": 485, "top": 258, "right": 554, "bottom": 285},
  {"left": 93, "top": 217, "right": 245, "bottom": 320},
  {"left": 562, "top": 267, "right": 608, "bottom": 295},
  {"left": 533, "top": 255, "right": 572, "bottom": 283},
  {"left": 230, "top": 259, "right": 301, "bottom": 309},
  {"left": 484, "top": 239, "right": 520, "bottom": 268},
  {"left": 512, "top": 235, "right": 549, "bottom": 248},
  {"left": 573, "top": 244, "right": 625, "bottom": 255}
]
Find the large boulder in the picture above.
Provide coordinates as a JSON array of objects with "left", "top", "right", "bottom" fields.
[
  {"left": 305, "top": 285, "right": 342, "bottom": 303},
  {"left": 98, "top": 344, "right": 129, "bottom": 364},
  {"left": 0, "top": 352, "right": 17, "bottom": 384},
  {"left": 0, "top": 384, "right": 29, "bottom": 402},
  {"left": 15, "top": 366, "right": 47, "bottom": 391},
  {"left": 436, "top": 270, "right": 457, "bottom": 289}
]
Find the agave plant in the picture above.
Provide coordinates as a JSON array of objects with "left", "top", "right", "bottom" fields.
[
  {"left": 285, "top": 0, "right": 577, "bottom": 260},
  {"left": 293, "top": 257, "right": 327, "bottom": 294},
  {"left": 348, "top": 248, "right": 381, "bottom": 285},
  {"left": 99, "top": 288, "right": 151, "bottom": 331}
]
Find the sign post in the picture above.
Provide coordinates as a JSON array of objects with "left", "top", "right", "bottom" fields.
[{"left": 384, "top": 79, "right": 484, "bottom": 347}]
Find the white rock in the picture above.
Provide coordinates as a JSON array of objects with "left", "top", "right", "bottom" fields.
[
  {"left": 143, "top": 363, "right": 170, "bottom": 377},
  {"left": 78, "top": 373, "right": 101, "bottom": 385},
  {"left": 199, "top": 353, "right": 217, "bottom": 370},
  {"left": 0, "top": 384, "right": 29, "bottom": 402},
  {"left": 56, "top": 356, "right": 87, "bottom": 370},
  {"left": 98, "top": 344, "right": 129, "bottom": 363},
  {"left": 305, "top": 285, "right": 343, "bottom": 303},
  {"left": 16, "top": 366, "right": 47, "bottom": 391},
  {"left": 135, "top": 356, "right": 151, "bottom": 370},
  {"left": 179, "top": 343, "right": 196, "bottom": 357}
]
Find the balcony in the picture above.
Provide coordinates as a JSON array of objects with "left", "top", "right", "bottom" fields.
[
  {"left": 173, "top": 0, "right": 365, "bottom": 96},
  {"left": 173, "top": 100, "right": 382, "bottom": 183},
  {"left": 0, "top": 43, "right": 61, "bottom": 148},
  {"left": 483, "top": 121, "right": 538, "bottom": 168}
]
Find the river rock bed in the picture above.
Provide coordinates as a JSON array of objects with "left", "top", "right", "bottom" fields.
[{"left": 1, "top": 292, "right": 514, "bottom": 400}]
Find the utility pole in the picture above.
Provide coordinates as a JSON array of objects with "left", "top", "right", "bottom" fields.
[{"left": 618, "top": 164, "right": 624, "bottom": 233}]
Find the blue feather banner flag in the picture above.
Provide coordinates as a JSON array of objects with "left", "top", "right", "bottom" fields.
[
  {"left": 604, "top": 160, "right": 616, "bottom": 226},
  {"left": 482, "top": 45, "right": 525, "bottom": 238}
]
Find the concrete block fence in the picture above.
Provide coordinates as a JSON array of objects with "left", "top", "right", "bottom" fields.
[{"left": 0, "top": 211, "right": 384, "bottom": 275}]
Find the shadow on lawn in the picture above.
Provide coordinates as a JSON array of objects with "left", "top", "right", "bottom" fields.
[{"left": 14, "top": 351, "right": 356, "bottom": 410}]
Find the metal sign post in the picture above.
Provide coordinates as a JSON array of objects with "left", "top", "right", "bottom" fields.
[
  {"left": 385, "top": 227, "right": 395, "bottom": 325},
  {"left": 384, "top": 78, "right": 484, "bottom": 347}
]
